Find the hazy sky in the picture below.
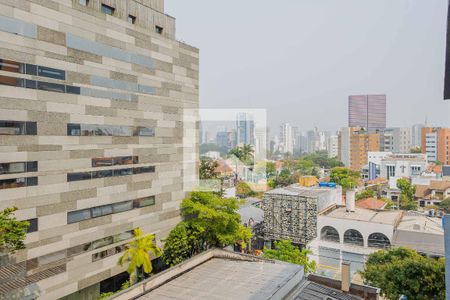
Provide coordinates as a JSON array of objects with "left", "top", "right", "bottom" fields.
[{"left": 166, "top": 0, "right": 450, "bottom": 132}]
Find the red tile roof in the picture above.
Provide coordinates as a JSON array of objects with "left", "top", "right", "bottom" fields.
[{"left": 356, "top": 198, "right": 387, "bottom": 210}]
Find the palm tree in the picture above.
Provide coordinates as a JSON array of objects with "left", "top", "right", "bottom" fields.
[
  {"left": 118, "top": 228, "right": 162, "bottom": 284},
  {"left": 240, "top": 144, "right": 254, "bottom": 166}
]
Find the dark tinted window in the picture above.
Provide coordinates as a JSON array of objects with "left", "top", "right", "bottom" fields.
[
  {"left": 25, "top": 64, "right": 37, "bottom": 75},
  {"left": 68, "top": 124, "right": 153, "bottom": 137},
  {"left": 0, "top": 75, "right": 24, "bottom": 87},
  {"left": 114, "top": 168, "right": 133, "bottom": 177},
  {"left": 67, "top": 209, "right": 91, "bottom": 224},
  {"left": 92, "top": 156, "right": 138, "bottom": 167},
  {"left": 66, "top": 85, "right": 81, "bottom": 95},
  {"left": 0, "top": 121, "right": 37, "bottom": 135},
  {"left": 27, "top": 218, "right": 38, "bottom": 233},
  {"left": 91, "top": 205, "right": 113, "bottom": 218},
  {"left": 67, "top": 172, "right": 92, "bottom": 182},
  {"left": 134, "top": 166, "right": 155, "bottom": 174},
  {"left": 134, "top": 196, "right": 155, "bottom": 208},
  {"left": 101, "top": 4, "right": 115, "bottom": 15},
  {"left": 155, "top": 26, "right": 163, "bottom": 35},
  {"left": 128, "top": 15, "right": 136, "bottom": 24},
  {"left": 38, "top": 66, "right": 65, "bottom": 80},
  {"left": 135, "top": 127, "right": 155, "bottom": 137},
  {"left": 0, "top": 177, "right": 38, "bottom": 190},
  {"left": 37, "top": 81, "right": 65, "bottom": 93},
  {"left": 25, "top": 79, "right": 37, "bottom": 89},
  {"left": 113, "top": 201, "right": 133, "bottom": 213},
  {"left": 0, "top": 161, "right": 38, "bottom": 175}
]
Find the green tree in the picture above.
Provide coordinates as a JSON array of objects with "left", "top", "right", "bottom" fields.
[
  {"left": 163, "top": 222, "right": 197, "bottom": 267},
  {"left": 301, "top": 151, "right": 344, "bottom": 169},
  {"left": 330, "top": 167, "right": 360, "bottom": 191},
  {"left": 199, "top": 158, "right": 220, "bottom": 180},
  {"left": 438, "top": 197, "right": 450, "bottom": 213},
  {"left": 360, "top": 247, "right": 445, "bottom": 300},
  {"left": 295, "top": 159, "right": 320, "bottom": 177},
  {"left": 181, "top": 192, "right": 248, "bottom": 249},
  {"left": 356, "top": 189, "right": 375, "bottom": 200},
  {"left": 0, "top": 207, "right": 30, "bottom": 253},
  {"left": 236, "top": 181, "right": 254, "bottom": 198},
  {"left": 396, "top": 178, "right": 417, "bottom": 210},
  {"left": 263, "top": 240, "right": 316, "bottom": 273},
  {"left": 254, "top": 161, "right": 276, "bottom": 179},
  {"left": 118, "top": 228, "right": 162, "bottom": 284}
]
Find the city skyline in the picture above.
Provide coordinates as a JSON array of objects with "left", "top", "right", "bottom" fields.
[{"left": 167, "top": 0, "right": 450, "bottom": 131}]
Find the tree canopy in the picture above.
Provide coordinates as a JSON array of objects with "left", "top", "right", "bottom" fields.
[
  {"left": 0, "top": 207, "right": 29, "bottom": 253},
  {"left": 263, "top": 240, "right": 316, "bottom": 274},
  {"left": 330, "top": 167, "right": 360, "bottom": 190},
  {"left": 163, "top": 192, "right": 252, "bottom": 267},
  {"left": 118, "top": 228, "right": 162, "bottom": 283},
  {"left": 396, "top": 178, "right": 417, "bottom": 210},
  {"left": 356, "top": 189, "right": 375, "bottom": 200},
  {"left": 300, "top": 151, "right": 343, "bottom": 169},
  {"left": 360, "top": 247, "right": 445, "bottom": 300},
  {"left": 199, "top": 158, "right": 220, "bottom": 180}
]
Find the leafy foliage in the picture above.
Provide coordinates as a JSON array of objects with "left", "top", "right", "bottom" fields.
[
  {"left": 163, "top": 192, "right": 253, "bottom": 267},
  {"left": 200, "top": 143, "right": 229, "bottom": 156},
  {"left": 438, "top": 197, "right": 450, "bottom": 213},
  {"left": 118, "top": 228, "right": 162, "bottom": 283},
  {"left": 0, "top": 207, "right": 29, "bottom": 253},
  {"left": 199, "top": 158, "right": 220, "bottom": 180},
  {"left": 228, "top": 144, "right": 254, "bottom": 166},
  {"left": 356, "top": 189, "right": 375, "bottom": 200},
  {"left": 254, "top": 161, "right": 276, "bottom": 179},
  {"left": 263, "top": 240, "right": 316, "bottom": 273},
  {"left": 360, "top": 247, "right": 445, "bottom": 300},
  {"left": 236, "top": 181, "right": 254, "bottom": 198},
  {"left": 300, "top": 151, "right": 343, "bottom": 169},
  {"left": 396, "top": 178, "right": 417, "bottom": 210},
  {"left": 330, "top": 167, "right": 360, "bottom": 191}
]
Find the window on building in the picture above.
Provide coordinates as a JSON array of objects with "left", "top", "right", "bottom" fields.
[
  {"left": 0, "top": 59, "right": 23, "bottom": 73},
  {"left": 0, "top": 161, "right": 38, "bottom": 175},
  {"left": 67, "top": 166, "right": 154, "bottom": 182},
  {"left": 67, "top": 209, "right": 91, "bottom": 223},
  {"left": 320, "top": 226, "right": 340, "bottom": 243},
  {"left": 79, "top": 0, "right": 89, "bottom": 6},
  {"left": 128, "top": 15, "right": 136, "bottom": 24},
  {"left": 37, "top": 66, "right": 65, "bottom": 80},
  {"left": 367, "top": 232, "right": 390, "bottom": 248},
  {"left": 0, "top": 177, "right": 38, "bottom": 190},
  {"left": 26, "top": 218, "right": 38, "bottom": 233},
  {"left": 134, "top": 196, "right": 155, "bottom": 208},
  {"left": 92, "top": 156, "right": 139, "bottom": 168},
  {"left": 343, "top": 229, "right": 364, "bottom": 247},
  {"left": 101, "top": 4, "right": 115, "bottom": 15},
  {"left": 68, "top": 124, "right": 154, "bottom": 137},
  {"left": 155, "top": 25, "right": 164, "bottom": 35}
]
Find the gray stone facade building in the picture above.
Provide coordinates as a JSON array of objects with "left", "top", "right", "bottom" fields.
[
  {"left": 262, "top": 184, "right": 342, "bottom": 247},
  {"left": 0, "top": 0, "right": 198, "bottom": 299}
]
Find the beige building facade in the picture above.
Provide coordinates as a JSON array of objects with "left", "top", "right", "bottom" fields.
[{"left": 0, "top": 0, "right": 198, "bottom": 299}]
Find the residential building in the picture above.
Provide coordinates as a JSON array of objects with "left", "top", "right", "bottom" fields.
[
  {"left": 307, "top": 128, "right": 320, "bottom": 153},
  {"left": 338, "top": 127, "right": 380, "bottom": 171},
  {"left": 348, "top": 95, "right": 386, "bottom": 133},
  {"left": 310, "top": 195, "right": 443, "bottom": 281},
  {"left": 411, "top": 124, "right": 424, "bottom": 148},
  {"left": 262, "top": 183, "right": 342, "bottom": 247},
  {"left": 0, "top": 1, "right": 199, "bottom": 299},
  {"left": 383, "top": 127, "right": 411, "bottom": 153},
  {"left": 327, "top": 135, "right": 339, "bottom": 158},
  {"left": 111, "top": 249, "right": 380, "bottom": 300},
  {"left": 280, "top": 123, "right": 294, "bottom": 154},
  {"left": 415, "top": 180, "right": 450, "bottom": 207},
  {"left": 367, "top": 151, "right": 392, "bottom": 180},
  {"left": 444, "top": 165, "right": 450, "bottom": 177},
  {"left": 421, "top": 127, "right": 450, "bottom": 164},
  {"left": 236, "top": 112, "right": 255, "bottom": 146},
  {"left": 380, "top": 153, "right": 427, "bottom": 180}
]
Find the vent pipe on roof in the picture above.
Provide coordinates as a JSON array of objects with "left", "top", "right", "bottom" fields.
[
  {"left": 346, "top": 190, "right": 356, "bottom": 212},
  {"left": 341, "top": 262, "right": 351, "bottom": 292}
]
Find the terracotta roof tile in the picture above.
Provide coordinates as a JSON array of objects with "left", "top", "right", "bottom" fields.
[{"left": 356, "top": 197, "right": 387, "bottom": 210}]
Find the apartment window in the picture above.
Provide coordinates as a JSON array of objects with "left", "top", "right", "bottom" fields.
[
  {"left": 128, "top": 15, "right": 136, "bottom": 24},
  {"left": 67, "top": 166, "right": 155, "bottom": 182},
  {"left": 101, "top": 4, "right": 115, "bottom": 15},
  {"left": 386, "top": 165, "right": 395, "bottom": 179},
  {"left": 79, "top": 0, "right": 89, "bottom": 6},
  {"left": 37, "top": 81, "right": 65, "bottom": 93},
  {"left": 37, "top": 66, "right": 65, "bottom": 80},
  {"left": 134, "top": 196, "right": 155, "bottom": 208},
  {"left": 26, "top": 218, "right": 38, "bottom": 233},
  {"left": 0, "top": 161, "right": 37, "bottom": 175},
  {"left": 67, "top": 197, "right": 156, "bottom": 224},
  {"left": 0, "top": 59, "right": 23, "bottom": 73},
  {"left": 0, "top": 120, "right": 38, "bottom": 135},
  {"left": 0, "top": 177, "right": 38, "bottom": 190},
  {"left": 68, "top": 124, "right": 154, "bottom": 137},
  {"left": 155, "top": 26, "right": 163, "bottom": 35},
  {"left": 92, "top": 156, "right": 138, "bottom": 167}
]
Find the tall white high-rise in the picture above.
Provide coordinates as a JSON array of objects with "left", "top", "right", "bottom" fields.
[
  {"left": 280, "top": 123, "right": 294, "bottom": 154},
  {"left": 411, "top": 124, "right": 424, "bottom": 148},
  {"left": 327, "top": 135, "right": 339, "bottom": 158}
]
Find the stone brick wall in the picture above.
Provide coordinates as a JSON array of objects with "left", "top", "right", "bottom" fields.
[
  {"left": 262, "top": 193, "right": 318, "bottom": 246},
  {"left": 0, "top": 0, "right": 198, "bottom": 298}
]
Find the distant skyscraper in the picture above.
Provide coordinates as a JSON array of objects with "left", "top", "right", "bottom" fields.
[
  {"left": 348, "top": 95, "right": 387, "bottom": 132},
  {"left": 280, "top": 123, "right": 294, "bottom": 154},
  {"left": 327, "top": 135, "right": 339, "bottom": 158},
  {"left": 236, "top": 113, "right": 255, "bottom": 146},
  {"left": 383, "top": 128, "right": 411, "bottom": 153},
  {"left": 411, "top": 124, "right": 424, "bottom": 148}
]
